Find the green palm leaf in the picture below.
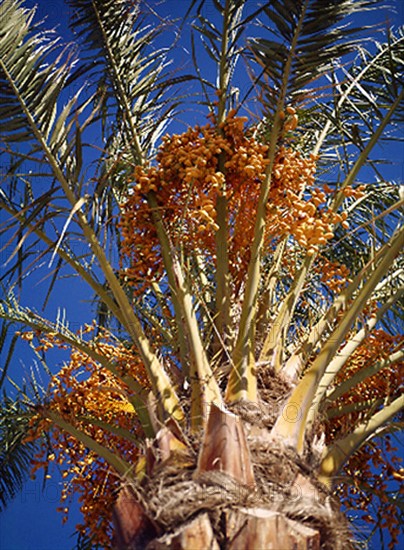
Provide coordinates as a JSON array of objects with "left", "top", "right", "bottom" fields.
[
  {"left": 0, "top": 0, "right": 80, "bottom": 152},
  {"left": 67, "top": 0, "right": 188, "bottom": 160},
  {"left": 0, "top": 394, "right": 39, "bottom": 511},
  {"left": 249, "top": 0, "right": 381, "bottom": 111}
]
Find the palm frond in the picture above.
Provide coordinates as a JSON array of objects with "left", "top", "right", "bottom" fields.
[
  {"left": 0, "top": 0, "right": 82, "bottom": 155},
  {"left": 249, "top": 0, "right": 381, "bottom": 112},
  {"left": 311, "top": 25, "right": 404, "bottom": 165},
  {"left": 272, "top": 223, "right": 404, "bottom": 452},
  {"left": 0, "top": 290, "right": 154, "bottom": 430},
  {"left": 0, "top": 320, "right": 18, "bottom": 388},
  {"left": 319, "top": 394, "right": 404, "bottom": 484},
  {"left": 0, "top": 392, "right": 39, "bottom": 512},
  {"left": 67, "top": 0, "right": 184, "bottom": 160}
]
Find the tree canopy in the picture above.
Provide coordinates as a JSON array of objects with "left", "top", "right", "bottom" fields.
[{"left": 0, "top": 0, "right": 403, "bottom": 548}]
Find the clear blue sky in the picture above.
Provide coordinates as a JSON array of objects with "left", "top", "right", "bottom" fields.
[{"left": 0, "top": 1, "right": 403, "bottom": 549}]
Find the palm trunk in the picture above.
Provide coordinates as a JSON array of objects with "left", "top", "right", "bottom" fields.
[
  {"left": 113, "top": 382, "right": 352, "bottom": 550},
  {"left": 114, "top": 504, "right": 321, "bottom": 549}
]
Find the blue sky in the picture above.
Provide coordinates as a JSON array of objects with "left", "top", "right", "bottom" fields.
[{"left": 0, "top": 0, "right": 403, "bottom": 549}]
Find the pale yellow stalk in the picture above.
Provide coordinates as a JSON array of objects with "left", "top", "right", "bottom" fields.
[
  {"left": 46, "top": 410, "right": 133, "bottom": 478},
  {"left": 325, "top": 348, "right": 404, "bottom": 407},
  {"left": 307, "top": 287, "right": 403, "bottom": 426},
  {"left": 271, "top": 226, "right": 404, "bottom": 453},
  {"left": 319, "top": 394, "right": 404, "bottom": 487}
]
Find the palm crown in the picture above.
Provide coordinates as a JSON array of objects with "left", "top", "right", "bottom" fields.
[{"left": 0, "top": 0, "right": 403, "bottom": 548}]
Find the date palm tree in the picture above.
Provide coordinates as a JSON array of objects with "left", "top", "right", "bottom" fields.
[{"left": 1, "top": 0, "right": 403, "bottom": 548}]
